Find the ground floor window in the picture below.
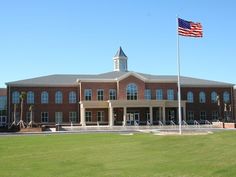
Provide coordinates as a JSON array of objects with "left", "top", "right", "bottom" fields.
[
  {"left": 200, "top": 111, "right": 206, "bottom": 120},
  {"left": 85, "top": 111, "right": 92, "bottom": 122},
  {"left": 187, "top": 111, "right": 194, "bottom": 120},
  {"left": 41, "top": 112, "right": 49, "bottom": 123},
  {"left": 69, "top": 112, "right": 77, "bottom": 123},
  {"left": 212, "top": 111, "right": 218, "bottom": 120},
  {"left": 97, "top": 111, "right": 104, "bottom": 122},
  {"left": 55, "top": 112, "right": 63, "bottom": 124}
]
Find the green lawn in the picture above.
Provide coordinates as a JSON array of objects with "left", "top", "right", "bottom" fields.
[{"left": 0, "top": 131, "right": 236, "bottom": 177}]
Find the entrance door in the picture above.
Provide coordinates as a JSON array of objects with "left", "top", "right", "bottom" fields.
[
  {"left": 127, "top": 112, "right": 139, "bottom": 125},
  {"left": 167, "top": 109, "right": 176, "bottom": 124}
]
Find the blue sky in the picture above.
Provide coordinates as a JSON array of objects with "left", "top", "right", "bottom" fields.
[{"left": 0, "top": 0, "right": 235, "bottom": 88}]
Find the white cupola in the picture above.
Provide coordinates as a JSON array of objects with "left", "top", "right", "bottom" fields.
[{"left": 113, "top": 47, "right": 128, "bottom": 72}]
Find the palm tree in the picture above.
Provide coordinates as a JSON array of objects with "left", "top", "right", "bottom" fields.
[
  {"left": 28, "top": 104, "right": 34, "bottom": 128},
  {"left": 9, "top": 103, "right": 18, "bottom": 129},
  {"left": 18, "top": 91, "right": 26, "bottom": 129}
]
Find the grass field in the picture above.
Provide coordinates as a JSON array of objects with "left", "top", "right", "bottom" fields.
[{"left": 0, "top": 131, "right": 236, "bottom": 177}]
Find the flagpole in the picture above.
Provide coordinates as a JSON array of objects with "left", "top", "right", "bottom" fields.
[{"left": 177, "top": 16, "right": 182, "bottom": 135}]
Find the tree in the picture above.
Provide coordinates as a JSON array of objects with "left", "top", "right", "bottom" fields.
[
  {"left": 9, "top": 103, "right": 18, "bottom": 129},
  {"left": 18, "top": 91, "right": 26, "bottom": 129}
]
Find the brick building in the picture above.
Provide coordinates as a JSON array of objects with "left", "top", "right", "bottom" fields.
[
  {"left": 0, "top": 88, "right": 7, "bottom": 126},
  {"left": 6, "top": 47, "right": 235, "bottom": 126}
]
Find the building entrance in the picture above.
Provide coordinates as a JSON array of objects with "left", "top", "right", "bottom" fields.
[{"left": 127, "top": 112, "right": 139, "bottom": 125}]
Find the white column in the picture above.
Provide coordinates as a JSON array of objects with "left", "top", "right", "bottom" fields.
[
  {"left": 123, "top": 107, "right": 127, "bottom": 126},
  {"left": 109, "top": 104, "right": 114, "bottom": 127},
  {"left": 162, "top": 106, "right": 166, "bottom": 124},
  {"left": 80, "top": 103, "right": 86, "bottom": 126},
  {"left": 149, "top": 107, "right": 153, "bottom": 125}
]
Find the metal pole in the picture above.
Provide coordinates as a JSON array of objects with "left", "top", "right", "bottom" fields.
[{"left": 177, "top": 17, "right": 182, "bottom": 135}]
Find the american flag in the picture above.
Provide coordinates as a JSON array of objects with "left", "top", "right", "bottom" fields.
[{"left": 178, "top": 18, "right": 203, "bottom": 37}]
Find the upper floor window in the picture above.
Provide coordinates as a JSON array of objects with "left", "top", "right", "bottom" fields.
[
  {"left": 41, "top": 91, "right": 49, "bottom": 104},
  {"left": 69, "top": 91, "right": 77, "bottom": 104},
  {"left": 167, "top": 89, "right": 174, "bottom": 100},
  {"left": 211, "top": 91, "right": 217, "bottom": 103},
  {"left": 27, "top": 91, "right": 34, "bottom": 104},
  {"left": 156, "top": 89, "right": 163, "bottom": 100},
  {"left": 85, "top": 89, "right": 92, "bottom": 101},
  {"left": 223, "top": 91, "right": 230, "bottom": 103},
  {"left": 109, "top": 89, "right": 116, "bottom": 100},
  {"left": 97, "top": 89, "right": 104, "bottom": 101},
  {"left": 126, "top": 83, "right": 138, "bottom": 100},
  {"left": 199, "top": 91, "right": 206, "bottom": 103},
  {"left": 12, "top": 91, "right": 20, "bottom": 104},
  {"left": 187, "top": 91, "right": 194, "bottom": 103},
  {"left": 145, "top": 89, "right": 151, "bottom": 100},
  {"left": 55, "top": 91, "right": 63, "bottom": 104}
]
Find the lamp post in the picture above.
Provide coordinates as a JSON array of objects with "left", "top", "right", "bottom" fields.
[{"left": 216, "top": 95, "right": 221, "bottom": 121}]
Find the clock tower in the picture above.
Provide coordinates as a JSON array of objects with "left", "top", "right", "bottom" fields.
[{"left": 113, "top": 47, "right": 128, "bottom": 72}]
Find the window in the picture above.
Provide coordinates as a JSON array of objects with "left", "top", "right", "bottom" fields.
[
  {"left": 69, "top": 112, "right": 77, "bottom": 123},
  {"left": 199, "top": 92, "right": 206, "bottom": 103},
  {"left": 55, "top": 112, "right": 63, "bottom": 123},
  {"left": 85, "top": 89, "right": 92, "bottom": 101},
  {"left": 212, "top": 111, "right": 218, "bottom": 120},
  {"left": 97, "top": 111, "right": 104, "bottom": 122},
  {"left": 55, "top": 91, "right": 63, "bottom": 104},
  {"left": 12, "top": 91, "right": 20, "bottom": 104},
  {"left": 0, "top": 96, "right": 7, "bottom": 110},
  {"left": 97, "top": 89, "right": 104, "bottom": 101},
  {"left": 126, "top": 83, "right": 138, "bottom": 100},
  {"left": 27, "top": 91, "right": 34, "bottom": 104},
  {"left": 41, "top": 91, "right": 49, "bottom": 104},
  {"left": 211, "top": 91, "right": 217, "bottom": 103},
  {"left": 156, "top": 89, "right": 163, "bottom": 100},
  {"left": 187, "top": 91, "right": 194, "bottom": 103},
  {"left": 200, "top": 111, "right": 206, "bottom": 120},
  {"left": 85, "top": 111, "right": 92, "bottom": 122},
  {"left": 41, "top": 112, "right": 49, "bottom": 123},
  {"left": 109, "top": 89, "right": 116, "bottom": 100},
  {"left": 167, "top": 89, "right": 174, "bottom": 100},
  {"left": 145, "top": 89, "right": 151, "bottom": 100},
  {"left": 223, "top": 91, "right": 230, "bottom": 103},
  {"left": 187, "top": 111, "right": 194, "bottom": 120},
  {"left": 69, "top": 91, "right": 77, "bottom": 104}
]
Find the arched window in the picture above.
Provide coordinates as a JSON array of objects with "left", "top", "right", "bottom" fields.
[
  {"left": 41, "top": 91, "right": 49, "bottom": 104},
  {"left": 187, "top": 91, "right": 194, "bottom": 103},
  {"left": 55, "top": 91, "right": 63, "bottom": 104},
  {"left": 27, "top": 91, "right": 34, "bottom": 104},
  {"left": 69, "top": 91, "right": 76, "bottom": 104},
  {"left": 126, "top": 83, "right": 138, "bottom": 100},
  {"left": 211, "top": 91, "right": 217, "bottom": 103},
  {"left": 12, "top": 91, "right": 20, "bottom": 104},
  {"left": 167, "top": 89, "right": 174, "bottom": 100},
  {"left": 199, "top": 91, "right": 206, "bottom": 103},
  {"left": 223, "top": 91, "right": 230, "bottom": 103}
]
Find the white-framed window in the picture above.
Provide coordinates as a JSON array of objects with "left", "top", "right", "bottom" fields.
[
  {"left": 55, "top": 112, "right": 63, "bottom": 124},
  {"left": 212, "top": 111, "right": 218, "bottom": 120},
  {"left": 167, "top": 89, "right": 174, "bottom": 100},
  {"left": 55, "top": 91, "right": 63, "bottom": 104},
  {"left": 200, "top": 111, "right": 206, "bottom": 120},
  {"left": 69, "top": 91, "right": 77, "bottom": 104},
  {"left": 145, "top": 89, "right": 151, "bottom": 100},
  {"left": 85, "top": 111, "right": 92, "bottom": 122},
  {"left": 27, "top": 91, "right": 34, "bottom": 104},
  {"left": 12, "top": 91, "right": 20, "bottom": 104},
  {"left": 0, "top": 96, "right": 7, "bottom": 110},
  {"left": 156, "top": 89, "right": 163, "bottom": 100},
  {"left": 223, "top": 91, "right": 230, "bottom": 103},
  {"left": 187, "top": 91, "right": 194, "bottom": 103},
  {"left": 41, "top": 112, "right": 49, "bottom": 123},
  {"left": 97, "top": 111, "right": 104, "bottom": 122},
  {"left": 69, "top": 112, "right": 77, "bottom": 123},
  {"left": 109, "top": 89, "right": 116, "bottom": 100},
  {"left": 126, "top": 83, "right": 138, "bottom": 100},
  {"left": 199, "top": 92, "right": 206, "bottom": 103},
  {"left": 211, "top": 91, "right": 217, "bottom": 103},
  {"left": 84, "top": 89, "right": 92, "bottom": 101},
  {"left": 41, "top": 91, "right": 49, "bottom": 104},
  {"left": 187, "top": 111, "right": 194, "bottom": 120},
  {"left": 97, "top": 89, "right": 104, "bottom": 101}
]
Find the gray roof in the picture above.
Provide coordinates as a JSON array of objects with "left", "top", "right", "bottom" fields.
[
  {"left": 6, "top": 71, "right": 234, "bottom": 87},
  {"left": 114, "top": 47, "right": 127, "bottom": 58}
]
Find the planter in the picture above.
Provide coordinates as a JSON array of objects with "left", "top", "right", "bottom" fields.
[
  {"left": 212, "top": 122, "right": 224, "bottom": 128},
  {"left": 224, "top": 123, "right": 236, "bottom": 129}
]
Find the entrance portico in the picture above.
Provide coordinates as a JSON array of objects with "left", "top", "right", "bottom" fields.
[{"left": 80, "top": 100, "right": 187, "bottom": 126}]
